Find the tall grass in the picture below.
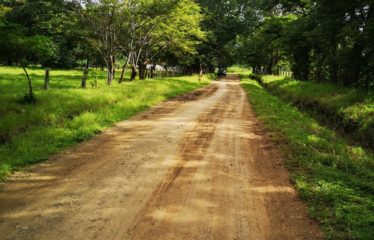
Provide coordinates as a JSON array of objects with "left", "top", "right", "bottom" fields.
[
  {"left": 260, "top": 75, "right": 374, "bottom": 149},
  {"left": 0, "top": 66, "right": 210, "bottom": 180},
  {"left": 241, "top": 76, "right": 374, "bottom": 240}
]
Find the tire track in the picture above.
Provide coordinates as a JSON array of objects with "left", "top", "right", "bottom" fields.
[
  {"left": 0, "top": 75, "right": 323, "bottom": 240},
  {"left": 127, "top": 85, "right": 230, "bottom": 239}
]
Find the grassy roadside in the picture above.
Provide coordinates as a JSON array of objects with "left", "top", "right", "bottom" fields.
[
  {"left": 0, "top": 66, "right": 211, "bottom": 180},
  {"left": 258, "top": 75, "right": 374, "bottom": 149},
  {"left": 241, "top": 76, "right": 374, "bottom": 239}
]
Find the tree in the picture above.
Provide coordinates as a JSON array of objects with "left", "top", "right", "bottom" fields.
[
  {"left": 241, "top": 0, "right": 374, "bottom": 88},
  {"left": 81, "top": 0, "right": 122, "bottom": 85},
  {"left": 193, "top": 0, "right": 257, "bottom": 72},
  {"left": 137, "top": 0, "right": 206, "bottom": 79},
  {"left": 4, "top": 0, "right": 83, "bottom": 68},
  {"left": 115, "top": 0, "right": 205, "bottom": 81},
  {"left": 0, "top": 22, "right": 56, "bottom": 102},
  {"left": 238, "top": 16, "right": 293, "bottom": 74}
]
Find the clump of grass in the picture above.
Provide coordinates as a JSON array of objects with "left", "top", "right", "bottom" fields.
[
  {"left": 0, "top": 66, "right": 210, "bottom": 180},
  {"left": 260, "top": 75, "right": 374, "bottom": 149},
  {"left": 241, "top": 77, "right": 374, "bottom": 240}
]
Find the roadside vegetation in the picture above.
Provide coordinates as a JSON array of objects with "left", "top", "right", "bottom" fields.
[
  {"left": 1, "top": 0, "right": 373, "bottom": 237},
  {"left": 237, "top": 1, "right": 374, "bottom": 90},
  {"left": 0, "top": 0, "right": 211, "bottom": 180},
  {"left": 0, "top": 66, "right": 210, "bottom": 180},
  {"left": 241, "top": 75, "right": 374, "bottom": 240},
  {"left": 259, "top": 75, "right": 374, "bottom": 149}
]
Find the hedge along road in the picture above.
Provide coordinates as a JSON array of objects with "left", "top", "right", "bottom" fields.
[{"left": 0, "top": 75, "right": 322, "bottom": 240}]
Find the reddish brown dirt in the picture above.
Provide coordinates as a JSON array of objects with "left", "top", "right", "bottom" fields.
[{"left": 0, "top": 75, "right": 322, "bottom": 240}]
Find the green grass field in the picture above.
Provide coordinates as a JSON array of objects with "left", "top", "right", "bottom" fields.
[
  {"left": 227, "top": 65, "right": 252, "bottom": 75},
  {"left": 241, "top": 76, "right": 374, "bottom": 239},
  {"left": 0, "top": 66, "right": 210, "bottom": 180},
  {"left": 260, "top": 75, "right": 374, "bottom": 149}
]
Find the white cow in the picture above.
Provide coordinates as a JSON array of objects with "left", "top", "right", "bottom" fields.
[{"left": 146, "top": 64, "right": 165, "bottom": 71}]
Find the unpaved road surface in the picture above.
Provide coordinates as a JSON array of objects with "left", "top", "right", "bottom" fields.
[{"left": 0, "top": 75, "right": 322, "bottom": 240}]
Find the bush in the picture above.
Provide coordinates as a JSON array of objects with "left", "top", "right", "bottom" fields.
[{"left": 248, "top": 73, "right": 263, "bottom": 83}]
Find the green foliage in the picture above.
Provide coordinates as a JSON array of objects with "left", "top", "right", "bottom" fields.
[
  {"left": 2, "top": 0, "right": 82, "bottom": 68},
  {"left": 190, "top": 0, "right": 256, "bottom": 72},
  {"left": 0, "top": 17, "right": 58, "bottom": 101},
  {"left": 261, "top": 75, "right": 374, "bottom": 149},
  {"left": 238, "top": 15, "right": 295, "bottom": 74},
  {"left": 158, "top": 0, "right": 206, "bottom": 58},
  {"left": 239, "top": 0, "right": 374, "bottom": 88},
  {"left": 241, "top": 76, "right": 374, "bottom": 240},
  {"left": 0, "top": 66, "right": 209, "bottom": 180},
  {"left": 79, "top": 0, "right": 206, "bottom": 82},
  {"left": 1, "top": 0, "right": 206, "bottom": 73},
  {"left": 0, "top": 3, "right": 57, "bottom": 63},
  {"left": 0, "top": 5, "right": 10, "bottom": 24}
]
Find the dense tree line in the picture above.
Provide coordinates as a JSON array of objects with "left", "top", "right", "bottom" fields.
[
  {"left": 1, "top": 0, "right": 373, "bottom": 100},
  {"left": 0, "top": 0, "right": 205, "bottom": 100},
  {"left": 0, "top": 0, "right": 257, "bottom": 76},
  {"left": 191, "top": 0, "right": 257, "bottom": 73},
  {"left": 238, "top": 0, "right": 374, "bottom": 88}
]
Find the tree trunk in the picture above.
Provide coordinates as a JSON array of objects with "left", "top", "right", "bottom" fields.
[
  {"left": 292, "top": 52, "right": 310, "bottom": 81},
  {"left": 119, "top": 62, "right": 128, "bottom": 83},
  {"left": 346, "top": 43, "right": 363, "bottom": 86},
  {"left": 330, "top": 61, "right": 338, "bottom": 84},
  {"left": 150, "top": 63, "right": 156, "bottom": 79},
  {"left": 139, "top": 61, "right": 146, "bottom": 80},
  {"left": 130, "top": 65, "right": 137, "bottom": 81},
  {"left": 267, "top": 61, "right": 273, "bottom": 75},
  {"left": 81, "top": 68, "right": 89, "bottom": 88},
  {"left": 22, "top": 64, "right": 34, "bottom": 102},
  {"left": 329, "top": 45, "right": 338, "bottom": 84},
  {"left": 112, "top": 55, "right": 116, "bottom": 80},
  {"left": 81, "top": 59, "right": 89, "bottom": 88},
  {"left": 139, "top": 67, "right": 145, "bottom": 80},
  {"left": 107, "top": 69, "right": 113, "bottom": 85},
  {"left": 44, "top": 68, "right": 50, "bottom": 90},
  {"left": 107, "top": 61, "right": 113, "bottom": 85},
  {"left": 208, "top": 64, "right": 215, "bottom": 73},
  {"left": 106, "top": 54, "right": 116, "bottom": 85}
]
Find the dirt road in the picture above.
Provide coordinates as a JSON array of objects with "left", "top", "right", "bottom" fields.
[{"left": 0, "top": 75, "right": 322, "bottom": 240}]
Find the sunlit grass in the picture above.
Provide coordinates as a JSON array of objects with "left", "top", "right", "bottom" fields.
[
  {"left": 227, "top": 65, "right": 252, "bottom": 75},
  {"left": 241, "top": 77, "right": 374, "bottom": 240},
  {"left": 0, "top": 66, "right": 210, "bottom": 180},
  {"left": 260, "top": 75, "right": 374, "bottom": 148}
]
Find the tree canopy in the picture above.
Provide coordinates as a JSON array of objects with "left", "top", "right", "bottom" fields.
[
  {"left": 238, "top": 0, "right": 374, "bottom": 88},
  {"left": 0, "top": 0, "right": 373, "bottom": 88}
]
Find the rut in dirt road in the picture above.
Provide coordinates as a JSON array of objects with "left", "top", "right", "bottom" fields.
[{"left": 0, "top": 75, "right": 322, "bottom": 240}]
